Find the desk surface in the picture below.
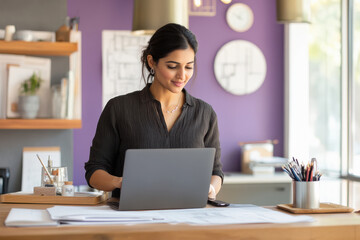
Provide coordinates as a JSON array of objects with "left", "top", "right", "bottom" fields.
[{"left": 1, "top": 203, "right": 360, "bottom": 240}]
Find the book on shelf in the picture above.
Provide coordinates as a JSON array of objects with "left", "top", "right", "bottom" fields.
[
  {"left": 61, "top": 77, "right": 68, "bottom": 118},
  {"left": 51, "top": 77, "right": 69, "bottom": 119},
  {"left": 67, "top": 70, "right": 75, "bottom": 119},
  {"left": 70, "top": 30, "right": 82, "bottom": 119},
  {"left": 51, "top": 72, "right": 76, "bottom": 120}
]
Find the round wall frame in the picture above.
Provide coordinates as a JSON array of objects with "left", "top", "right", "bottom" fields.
[{"left": 214, "top": 40, "right": 267, "bottom": 95}]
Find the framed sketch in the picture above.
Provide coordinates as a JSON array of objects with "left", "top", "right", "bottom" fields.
[{"left": 102, "top": 31, "right": 151, "bottom": 108}]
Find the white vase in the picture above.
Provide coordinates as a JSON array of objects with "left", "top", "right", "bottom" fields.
[{"left": 18, "top": 95, "right": 40, "bottom": 119}]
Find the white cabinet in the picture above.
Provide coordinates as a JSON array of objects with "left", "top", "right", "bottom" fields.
[{"left": 217, "top": 172, "right": 292, "bottom": 206}]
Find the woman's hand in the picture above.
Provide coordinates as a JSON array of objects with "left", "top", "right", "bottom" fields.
[
  {"left": 89, "top": 169, "right": 122, "bottom": 191},
  {"left": 111, "top": 176, "right": 123, "bottom": 189},
  {"left": 208, "top": 175, "right": 222, "bottom": 200},
  {"left": 208, "top": 184, "right": 216, "bottom": 200}
]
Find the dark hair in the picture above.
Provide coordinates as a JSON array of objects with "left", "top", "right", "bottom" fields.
[{"left": 141, "top": 23, "right": 198, "bottom": 84}]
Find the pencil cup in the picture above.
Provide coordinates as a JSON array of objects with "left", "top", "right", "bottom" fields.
[
  {"left": 41, "top": 167, "right": 68, "bottom": 195},
  {"left": 293, "top": 181, "right": 320, "bottom": 209}
]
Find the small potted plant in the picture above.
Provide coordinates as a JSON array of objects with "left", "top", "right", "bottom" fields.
[{"left": 18, "top": 72, "right": 42, "bottom": 119}]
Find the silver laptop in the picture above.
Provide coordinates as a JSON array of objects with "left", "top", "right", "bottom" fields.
[{"left": 118, "top": 148, "right": 215, "bottom": 211}]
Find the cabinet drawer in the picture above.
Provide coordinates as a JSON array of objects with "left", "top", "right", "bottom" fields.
[{"left": 217, "top": 182, "right": 292, "bottom": 206}]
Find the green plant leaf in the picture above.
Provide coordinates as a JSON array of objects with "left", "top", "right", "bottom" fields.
[{"left": 20, "top": 72, "right": 42, "bottom": 95}]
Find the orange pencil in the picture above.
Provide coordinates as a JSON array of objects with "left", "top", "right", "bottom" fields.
[{"left": 309, "top": 162, "right": 314, "bottom": 181}]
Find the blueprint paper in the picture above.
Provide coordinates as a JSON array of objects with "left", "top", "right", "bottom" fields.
[{"left": 47, "top": 204, "right": 314, "bottom": 226}]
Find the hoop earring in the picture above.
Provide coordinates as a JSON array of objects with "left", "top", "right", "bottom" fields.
[{"left": 150, "top": 68, "right": 155, "bottom": 75}]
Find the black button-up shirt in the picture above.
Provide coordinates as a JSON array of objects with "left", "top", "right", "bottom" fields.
[{"left": 85, "top": 84, "right": 224, "bottom": 197}]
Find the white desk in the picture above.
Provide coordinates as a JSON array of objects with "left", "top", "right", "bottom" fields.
[{"left": 217, "top": 172, "right": 292, "bottom": 205}]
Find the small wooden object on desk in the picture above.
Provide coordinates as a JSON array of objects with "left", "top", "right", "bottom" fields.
[
  {"left": 0, "top": 191, "right": 110, "bottom": 205},
  {"left": 277, "top": 203, "right": 354, "bottom": 214},
  {"left": 33, "top": 186, "right": 56, "bottom": 196}
]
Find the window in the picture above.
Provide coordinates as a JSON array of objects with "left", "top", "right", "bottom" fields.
[
  {"left": 308, "top": 0, "right": 342, "bottom": 174},
  {"left": 350, "top": 0, "right": 360, "bottom": 176},
  {"left": 287, "top": 0, "right": 360, "bottom": 207}
]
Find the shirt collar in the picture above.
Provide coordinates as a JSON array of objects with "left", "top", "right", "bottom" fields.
[{"left": 140, "top": 83, "right": 194, "bottom": 107}]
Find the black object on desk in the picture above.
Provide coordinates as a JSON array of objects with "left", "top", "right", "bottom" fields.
[
  {"left": 0, "top": 168, "right": 10, "bottom": 194},
  {"left": 207, "top": 199, "right": 230, "bottom": 207}
]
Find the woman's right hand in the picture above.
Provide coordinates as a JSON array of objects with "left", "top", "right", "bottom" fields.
[
  {"left": 112, "top": 176, "right": 123, "bottom": 189},
  {"left": 89, "top": 170, "right": 123, "bottom": 191}
]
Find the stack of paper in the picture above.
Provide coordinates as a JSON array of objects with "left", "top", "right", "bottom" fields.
[
  {"left": 47, "top": 205, "right": 165, "bottom": 225},
  {"left": 47, "top": 204, "right": 313, "bottom": 226},
  {"left": 5, "top": 204, "right": 315, "bottom": 227},
  {"left": 5, "top": 208, "right": 57, "bottom": 227}
]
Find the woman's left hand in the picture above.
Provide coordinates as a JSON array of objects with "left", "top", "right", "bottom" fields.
[{"left": 208, "top": 184, "right": 216, "bottom": 200}]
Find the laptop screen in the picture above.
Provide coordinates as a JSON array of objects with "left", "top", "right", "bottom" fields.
[{"left": 118, "top": 148, "right": 215, "bottom": 211}]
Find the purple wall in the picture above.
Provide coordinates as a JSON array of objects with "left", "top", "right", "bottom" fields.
[{"left": 68, "top": 0, "right": 284, "bottom": 185}]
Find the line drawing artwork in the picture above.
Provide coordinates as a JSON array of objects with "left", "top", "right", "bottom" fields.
[
  {"left": 214, "top": 40, "right": 266, "bottom": 95},
  {"left": 102, "top": 31, "right": 151, "bottom": 107}
]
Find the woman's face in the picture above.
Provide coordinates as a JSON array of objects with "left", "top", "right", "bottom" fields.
[{"left": 149, "top": 47, "right": 195, "bottom": 94}]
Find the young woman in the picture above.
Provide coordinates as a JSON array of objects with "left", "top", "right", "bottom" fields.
[{"left": 85, "top": 23, "right": 223, "bottom": 200}]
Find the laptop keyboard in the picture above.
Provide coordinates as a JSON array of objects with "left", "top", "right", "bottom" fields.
[{"left": 107, "top": 201, "right": 119, "bottom": 210}]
